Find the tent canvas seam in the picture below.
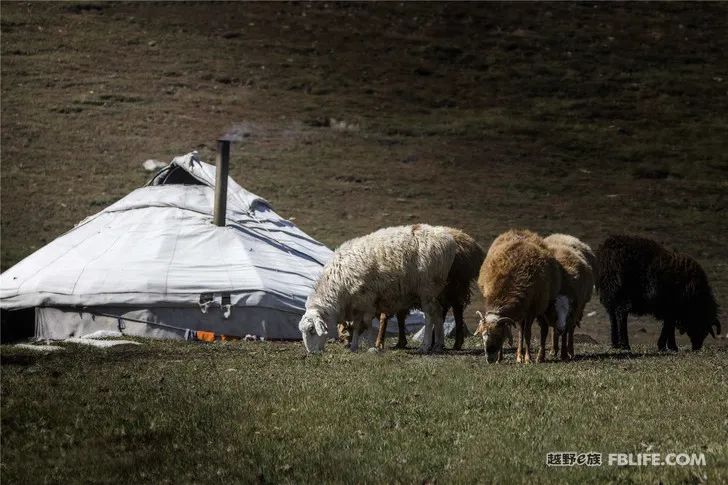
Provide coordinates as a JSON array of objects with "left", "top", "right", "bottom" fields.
[
  {"left": 163, "top": 205, "right": 185, "bottom": 297},
  {"left": 68, "top": 226, "right": 128, "bottom": 296}
]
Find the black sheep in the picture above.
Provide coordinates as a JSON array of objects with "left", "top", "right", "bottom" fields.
[{"left": 596, "top": 235, "right": 721, "bottom": 351}]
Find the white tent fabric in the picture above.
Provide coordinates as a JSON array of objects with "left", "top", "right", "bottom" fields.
[{"left": 0, "top": 152, "right": 334, "bottom": 340}]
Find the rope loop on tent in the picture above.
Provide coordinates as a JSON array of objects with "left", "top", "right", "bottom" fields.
[{"left": 199, "top": 293, "right": 214, "bottom": 314}]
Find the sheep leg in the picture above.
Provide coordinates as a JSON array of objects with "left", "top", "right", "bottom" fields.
[
  {"left": 667, "top": 325, "right": 678, "bottom": 351},
  {"left": 516, "top": 321, "right": 524, "bottom": 363},
  {"left": 375, "top": 313, "right": 388, "bottom": 350},
  {"left": 608, "top": 310, "right": 620, "bottom": 348},
  {"left": 537, "top": 319, "right": 548, "bottom": 363},
  {"left": 440, "top": 305, "right": 450, "bottom": 347},
  {"left": 560, "top": 329, "right": 569, "bottom": 360},
  {"left": 431, "top": 303, "right": 446, "bottom": 354},
  {"left": 395, "top": 310, "right": 408, "bottom": 349},
  {"left": 419, "top": 303, "right": 436, "bottom": 353},
  {"left": 522, "top": 318, "right": 533, "bottom": 363},
  {"left": 617, "top": 309, "right": 630, "bottom": 350},
  {"left": 568, "top": 327, "right": 575, "bottom": 359},
  {"left": 657, "top": 321, "right": 669, "bottom": 351},
  {"left": 551, "top": 326, "right": 560, "bottom": 357},
  {"left": 660, "top": 320, "right": 678, "bottom": 351},
  {"left": 350, "top": 325, "right": 361, "bottom": 352},
  {"left": 452, "top": 303, "right": 465, "bottom": 351}
]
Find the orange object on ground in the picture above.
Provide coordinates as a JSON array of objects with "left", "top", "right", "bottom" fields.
[{"left": 195, "top": 330, "right": 216, "bottom": 342}]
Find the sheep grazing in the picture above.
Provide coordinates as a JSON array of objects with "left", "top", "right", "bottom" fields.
[
  {"left": 596, "top": 235, "right": 721, "bottom": 351},
  {"left": 475, "top": 229, "right": 561, "bottom": 363},
  {"left": 299, "top": 224, "right": 484, "bottom": 353},
  {"left": 542, "top": 234, "right": 595, "bottom": 361},
  {"left": 344, "top": 227, "right": 484, "bottom": 352}
]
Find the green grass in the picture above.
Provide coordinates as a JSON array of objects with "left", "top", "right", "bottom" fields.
[{"left": 2, "top": 338, "right": 726, "bottom": 483}]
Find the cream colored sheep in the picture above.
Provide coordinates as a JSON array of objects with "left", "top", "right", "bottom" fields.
[
  {"left": 543, "top": 233, "right": 597, "bottom": 280},
  {"left": 300, "top": 224, "right": 480, "bottom": 353},
  {"left": 542, "top": 234, "right": 595, "bottom": 360}
]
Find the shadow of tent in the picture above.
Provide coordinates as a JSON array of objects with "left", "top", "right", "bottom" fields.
[{"left": 0, "top": 308, "right": 35, "bottom": 343}]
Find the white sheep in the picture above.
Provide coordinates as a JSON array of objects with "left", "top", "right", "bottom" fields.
[{"left": 299, "top": 224, "right": 480, "bottom": 353}]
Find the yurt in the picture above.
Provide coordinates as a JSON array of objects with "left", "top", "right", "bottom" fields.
[{"left": 0, "top": 150, "right": 333, "bottom": 341}]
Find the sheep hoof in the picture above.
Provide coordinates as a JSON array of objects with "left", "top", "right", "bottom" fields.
[{"left": 367, "top": 347, "right": 379, "bottom": 353}]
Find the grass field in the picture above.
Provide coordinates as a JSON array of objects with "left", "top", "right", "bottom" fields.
[
  {"left": 2, "top": 2, "right": 727, "bottom": 483},
  {"left": 2, "top": 338, "right": 727, "bottom": 483}
]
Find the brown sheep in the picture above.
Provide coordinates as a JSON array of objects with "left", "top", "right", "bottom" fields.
[
  {"left": 597, "top": 234, "right": 720, "bottom": 351},
  {"left": 475, "top": 230, "right": 561, "bottom": 363}
]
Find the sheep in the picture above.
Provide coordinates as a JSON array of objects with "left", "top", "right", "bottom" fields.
[
  {"left": 299, "top": 224, "right": 483, "bottom": 353},
  {"left": 475, "top": 229, "right": 561, "bottom": 363},
  {"left": 542, "top": 234, "right": 595, "bottom": 360},
  {"left": 543, "top": 233, "right": 597, "bottom": 280},
  {"left": 333, "top": 227, "right": 484, "bottom": 352},
  {"left": 371, "top": 228, "right": 484, "bottom": 351},
  {"left": 596, "top": 234, "right": 721, "bottom": 351}
]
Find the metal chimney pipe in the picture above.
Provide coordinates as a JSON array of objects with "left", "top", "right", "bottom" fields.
[{"left": 213, "top": 139, "right": 230, "bottom": 227}]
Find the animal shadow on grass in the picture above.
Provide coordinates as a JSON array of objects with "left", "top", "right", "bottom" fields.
[
  {"left": 570, "top": 349, "right": 678, "bottom": 363},
  {"left": 0, "top": 353, "right": 39, "bottom": 367},
  {"left": 400, "top": 346, "right": 679, "bottom": 363}
]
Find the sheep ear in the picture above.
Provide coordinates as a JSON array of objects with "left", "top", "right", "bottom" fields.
[
  {"left": 499, "top": 317, "right": 516, "bottom": 327},
  {"left": 474, "top": 322, "right": 485, "bottom": 337},
  {"left": 314, "top": 319, "right": 328, "bottom": 337},
  {"left": 299, "top": 317, "right": 314, "bottom": 333}
]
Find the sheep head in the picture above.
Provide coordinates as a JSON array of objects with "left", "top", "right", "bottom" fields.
[
  {"left": 475, "top": 310, "right": 515, "bottom": 363},
  {"left": 685, "top": 318, "right": 722, "bottom": 350},
  {"left": 299, "top": 310, "right": 328, "bottom": 353}
]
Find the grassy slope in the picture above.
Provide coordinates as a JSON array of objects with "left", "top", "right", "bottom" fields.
[
  {"left": 2, "top": 338, "right": 727, "bottom": 483},
  {"left": 1, "top": 2, "right": 727, "bottom": 347}
]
